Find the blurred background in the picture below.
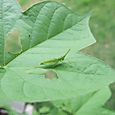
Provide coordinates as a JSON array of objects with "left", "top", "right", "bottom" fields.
[{"left": 18, "top": 0, "right": 115, "bottom": 68}]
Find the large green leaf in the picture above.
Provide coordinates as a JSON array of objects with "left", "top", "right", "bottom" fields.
[
  {"left": 0, "top": 1, "right": 115, "bottom": 103},
  {"left": 23, "top": 1, "right": 95, "bottom": 50},
  {"left": 5, "top": 1, "right": 95, "bottom": 65},
  {"left": 1, "top": 52, "right": 115, "bottom": 102},
  {"left": 0, "top": 0, "right": 22, "bottom": 66}
]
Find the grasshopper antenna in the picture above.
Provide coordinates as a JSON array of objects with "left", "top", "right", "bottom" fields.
[{"left": 63, "top": 49, "right": 71, "bottom": 59}]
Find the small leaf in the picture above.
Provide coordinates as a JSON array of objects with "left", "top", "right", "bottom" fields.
[{"left": 39, "top": 106, "right": 50, "bottom": 113}]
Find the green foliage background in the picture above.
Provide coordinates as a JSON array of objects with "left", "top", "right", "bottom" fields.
[
  {"left": 18, "top": 0, "right": 115, "bottom": 68},
  {"left": 0, "top": 0, "right": 114, "bottom": 114}
]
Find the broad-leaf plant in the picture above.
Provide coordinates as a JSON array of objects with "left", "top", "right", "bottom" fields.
[{"left": 0, "top": 0, "right": 115, "bottom": 114}]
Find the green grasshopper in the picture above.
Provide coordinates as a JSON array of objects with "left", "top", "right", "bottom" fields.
[{"left": 40, "top": 49, "right": 70, "bottom": 66}]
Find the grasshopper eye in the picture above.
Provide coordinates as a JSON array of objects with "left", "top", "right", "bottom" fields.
[{"left": 40, "top": 62, "right": 44, "bottom": 65}]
